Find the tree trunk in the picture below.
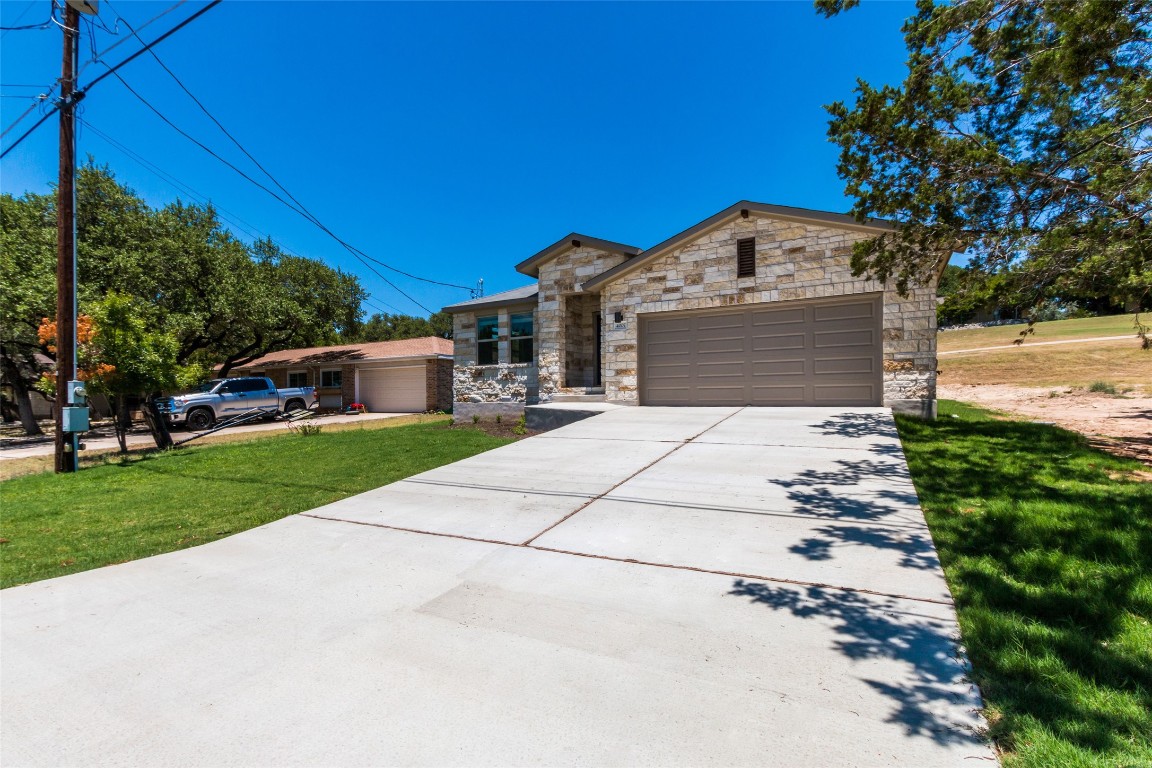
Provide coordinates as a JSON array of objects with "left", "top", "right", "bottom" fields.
[
  {"left": 141, "top": 395, "right": 173, "bottom": 450},
  {"left": 1, "top": 354, "right": 44, "bottom": 437},
  {"left": 114, "top": 395, "right": 130, "bottom": 453}
]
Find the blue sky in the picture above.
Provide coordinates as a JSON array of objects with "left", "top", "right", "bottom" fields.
[{"left": 2, "top": 0, "right": 915, "bottom": 317}]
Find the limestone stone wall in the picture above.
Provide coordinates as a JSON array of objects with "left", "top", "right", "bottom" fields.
[
  {"left": 536, "top": 246, "right": 631, "bottom": 401},
  {"left": 598, "top": 215, "right": 938, "bottom": 416},
  {"left": 451, "top": 304, "right": 538, "bottom": 421}
]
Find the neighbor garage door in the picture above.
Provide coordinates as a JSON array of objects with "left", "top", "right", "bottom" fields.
[
  {"left": 640, "top": 294, "right": 882, "bottom": 406},
  {"left": 357, "top": 365, "right": 426, "bottom": 412}
]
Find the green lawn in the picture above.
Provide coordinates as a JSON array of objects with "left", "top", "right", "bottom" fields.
[
  {"left": 0, "top": 420, "right": 512, "bottom": 588},
  {"left": 938, "top": 313, "right": 1144, "bottom": 351},
  {"left": 896, "top": 401, "right": 1152, "bottom": 767}
]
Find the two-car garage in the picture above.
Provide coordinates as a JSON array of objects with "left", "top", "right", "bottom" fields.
[{"left": 639, "top": 294, "right": 883, "bottom": 407}]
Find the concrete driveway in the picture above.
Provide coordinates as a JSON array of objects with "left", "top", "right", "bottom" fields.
[{"left": 1, "top": 407, "right": 994, "bottom": 767}]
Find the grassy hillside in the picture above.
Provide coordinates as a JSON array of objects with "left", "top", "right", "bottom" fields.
[
  {"left": 937, "top": 314, "right": 1151, "bottom": 389},
  {"left": 938, "top": 313, "right": 1144, "bottom": 351}
]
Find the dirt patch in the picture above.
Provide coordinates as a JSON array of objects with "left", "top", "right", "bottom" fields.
[
  {"left": 939, "top": 384, "right": 1152, "bottom": 466},
  {"left": 449, "top": 420, "right": 538, "bottom": 440}
]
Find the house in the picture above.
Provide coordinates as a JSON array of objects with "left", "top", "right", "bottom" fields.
[
  {"left": 443, "top": 201, "right": 942, "bottom": 421},
  {"left": 229, "top": 337, "right": 453, "bottom": 413}
]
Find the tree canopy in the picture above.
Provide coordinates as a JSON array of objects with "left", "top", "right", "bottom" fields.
[
  {"left": 818, "top": 0, "right": 1151, "bottom": 318},
  {"left": 1, "top": 161, "right": 368, "bottom": 432}
]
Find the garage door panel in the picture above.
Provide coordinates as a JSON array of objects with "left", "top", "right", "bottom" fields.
[
  {"left": 813, "top": 384, "right": 879, "bottom": 403},
  {"left": 751, "top": 333, "right": 806, "bottom": 351},
  {"left": 751, "top": 307, "right": 806, "bottom": 326},
  {"left": 813, "top": 301, "right": 876, "bottom": 322},
  {"left": 813, "top": 356, "right": 876, "bottom": 375},
  {"left": 814, "top": 329, "right": 875, "bottom": 348},
  {"left": 359, "top": 366, "right": 426, "bottom": 412},
  {"left": 752, "top": 359, "right": 806, "bottom": 375},
  {"left": 749, "top": 385, "right": 808, "bottom": 402},
  {"left": 641, "top": 294, "right": 882, "bottom": 407}
]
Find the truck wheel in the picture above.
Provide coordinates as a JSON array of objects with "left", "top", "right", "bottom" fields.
[
  {"left": 187, "top": 408, "right": 215, "bottom": 431},
  {"left": 283, "top": 399, "right": 305, "bottom": 414}
]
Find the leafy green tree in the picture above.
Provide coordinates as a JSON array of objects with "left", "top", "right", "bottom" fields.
[
  {"left": 348, "top": 310, "right": 453, "bottom": 343},
  {"left": 86, "top": 294, "right": 203, "bottom": 451},
  {"left": 818, "top": 0, "right": 1151, "bottom": 342},
  {"left": 0, "top": 192, "right": 55, "bottom": 435}
]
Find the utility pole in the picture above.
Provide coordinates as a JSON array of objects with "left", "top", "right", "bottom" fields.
[
  {"left": 54, "top": 0, "right": 97, "bottom": 473},
  {"left": 54, "top": 1, "right": 80, "bottom": 473}
]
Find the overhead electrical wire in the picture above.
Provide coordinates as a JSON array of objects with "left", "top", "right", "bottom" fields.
[
  {"left": 101, "top": 0, "right": 474, "bottom": 297},
  {"left": 78, "top": 115, "right": 401, "bottom": 319},
  {"left": 0, "top": 0, "right": 222, "bottom": 160}
]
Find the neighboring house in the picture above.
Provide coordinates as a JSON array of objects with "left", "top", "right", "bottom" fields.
[
  {"left": 229, "top": 337, "right": 453, "bottom": 413},
  {"left": 444, "top": 201, "right": 943, "bottom": 421}
]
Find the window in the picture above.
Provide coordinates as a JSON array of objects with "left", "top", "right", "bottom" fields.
[
  {"left": 510, "top": 312, "right": 533, "bottom": 364},
  {"left": 320, "top": 370, "right": 343, "bottom": 388},
  {"left": 737, "top": 237, "right": 756, "bottom": 278},
  {"left": 287, "top": 371, "right": 307, "bottom": 388},
  {"left": 477, "top": 315, "right": 498, "bottom": 365}
]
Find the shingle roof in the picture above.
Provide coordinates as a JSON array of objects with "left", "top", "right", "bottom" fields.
[
  {"left": 442, "top": 283, "right": 539, "bottom": 313},
  {"left": 235, "top": 336, "right": 453, "bottom": 369},
  {"left": 514, "top": 233, "right": 642, "bottom": 278}
]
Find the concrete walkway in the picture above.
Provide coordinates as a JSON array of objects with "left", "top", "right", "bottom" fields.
[{"left": 1, "top": 407, "right": 994, "bottom": 767}]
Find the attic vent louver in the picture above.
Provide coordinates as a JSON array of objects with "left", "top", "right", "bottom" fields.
[
  {"left": 737, "top": 237, "right": 756, "bottom": 278},
  {"left": 571, "top": 239, "right": 582, "bottom": 248}
]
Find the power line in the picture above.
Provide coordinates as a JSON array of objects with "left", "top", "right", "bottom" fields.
[
  {"left": 0, "top": 0, "right": 221, "bottom": 159},
  {"left": 78, "top": 116, "right": 403, "bottom": 322},
  {"left": 102, "top": 0, "right": 475, "bottom": 296},
  {"left": 0, "top": 1, "right": 42, "bottom": 37},
  {"left": 78, "top": 0, "right": 186, "bottom": 77}
]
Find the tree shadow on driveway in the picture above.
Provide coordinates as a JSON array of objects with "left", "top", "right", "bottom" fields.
[{"left": 728, "top": 578, "right": 986, "bottom": 747}]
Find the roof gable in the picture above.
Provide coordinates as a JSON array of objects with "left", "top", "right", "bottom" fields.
[
  {"left": 581, "top": 202, "right": 893, "bottom": 291},
  {"left": 514, "top": 233, "right": 641, "bottom": 278}
]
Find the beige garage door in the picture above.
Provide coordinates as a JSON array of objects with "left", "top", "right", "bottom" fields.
[
  {"left": 358, "top": 365, "right": 426, "bottom": 412},
  {"left": 640, "top": 294, "right": 882, "bottom": 406}
]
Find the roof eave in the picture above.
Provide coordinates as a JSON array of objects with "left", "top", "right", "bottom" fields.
[
  {"left": 514, "top": 233, "right": 642, "bottom": 278},
  {"left": 581, "top": 202, "right": 895, "bottom": 291},
  {"left": 442, "top": 294, "right": 539, "bottom": 314}
]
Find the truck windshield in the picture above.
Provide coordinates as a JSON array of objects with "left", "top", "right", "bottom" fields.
[{"left": 193, "top": 380, "right": 224, "bottom": 394}]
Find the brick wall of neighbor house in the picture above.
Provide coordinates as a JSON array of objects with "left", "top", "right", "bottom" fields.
[
  {"left": 451, "top": 307, "right": 538, "bottom": 422},
  {"left": 340, "top": 365, "right": 356, "bottom": 408},
  {"left": 426, "top": 357, "right": 453, "bottom": 412},
  {"left": 598, "top": 216, "right": 938, "bottom": 417},
  {"left": 537, "top": 246, "right": 632, "bottom": 402},
  {"left": 264, "top": 368, "right": 287, "bottom": 388}
]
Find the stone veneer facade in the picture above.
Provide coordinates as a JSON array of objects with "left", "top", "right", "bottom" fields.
[
  {"left": 597, "top": 216, "right": 937, "bottom": 417},
  {"left": 448, "top": 209, "right": 938, "bottom": 420},
  {"left": 451, "top": 304, "right": 539, "bottom": 422}
]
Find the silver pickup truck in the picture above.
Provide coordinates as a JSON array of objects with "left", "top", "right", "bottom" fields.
[{"left": 159, "top": 376, "right": 317, "bottom": 431}]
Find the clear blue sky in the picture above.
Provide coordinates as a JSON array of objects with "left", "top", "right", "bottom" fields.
[{"left": 2, "top": 0, "right": 915, "bottom": 317}]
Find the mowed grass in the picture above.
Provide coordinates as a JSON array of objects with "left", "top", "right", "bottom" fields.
[
  {"left": 0, "top": 419, "right": 512, "bottom": 588},
  {"left": 897, "top": 401, "right": 1152, "bottom": 767},
  {"left": 938, "top": 342, "right": 1152, "bottom": 388},
  {"left": 938, "top": 313, "right": 1145, "bottom": 351}
]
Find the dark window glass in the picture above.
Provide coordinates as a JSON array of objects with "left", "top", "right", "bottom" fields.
[
  {"left": 321, "top": 370, "right": 343, "bottom": 388},
  {"left": 737, "top": 237, "right": 756, "bottom": 278},
  {"left": 510, "top": 312, "right": 533, "bottom": 364},
  {"left": 477, "top": 315, "right": 498, "bottom": 365},
  {"left": 287, "top": 372, "right": 307, "bottom": 388}
]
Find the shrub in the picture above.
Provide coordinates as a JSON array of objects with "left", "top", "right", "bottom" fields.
[
  {"left": 471, "top": 414, "right": 479, "bottom": 424},
  {"left": 512, "top": 415, "right": 527, "bottom": 435},
  {"left": 297, "top": 424, "right": 323, "bottom": 436},
  {"left": 1088, "top": 381, "right": 1117, "bottom": 395}
]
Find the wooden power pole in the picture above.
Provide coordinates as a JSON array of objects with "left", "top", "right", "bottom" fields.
[{"left": 54, "top": 1, "right": 81, "bottom": 473}]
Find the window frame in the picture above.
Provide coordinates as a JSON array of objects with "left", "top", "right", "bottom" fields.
[
  {"left": 287, "top": 371, "right": 308, "bottom": 388},
  {"left": 320, "top": 369, "right": 343, "bottom": 388},
  {"left": 509, "top": 311, "right": 534, "bottom": 364},
  {"left": 476, "top": 315, "right": 499, "bottom": 366}
]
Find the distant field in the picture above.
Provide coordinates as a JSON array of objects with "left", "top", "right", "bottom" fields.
[
  {"left": 938, "top": 344, "right": 1151, "bottom": 388},
  {"left": 938, "top": 313, "right": 1144, "bottom": 351}
]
